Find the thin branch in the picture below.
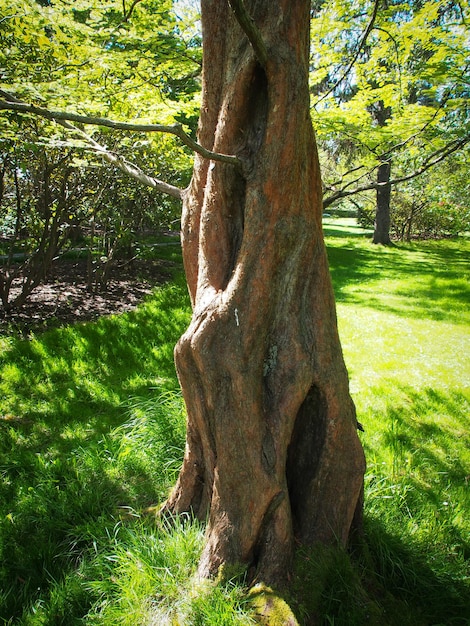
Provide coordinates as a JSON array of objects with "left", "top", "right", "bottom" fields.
[
  {"left": 313, "top": 0, "right": 381, "bottom": 107},
  {"left": 227, "top": 0, "right": 268, "bottom": 67},
  {"left": 327, "top": 163, "right": 369, "bottom": 190},
  {"left": 87, "top": 141, "right": 185, "bottom": 199},
  {"left": 323, "top": 134, "right": 470, "bottom": 207},
  {"left": 123, "top": 0, "right": 143, "bottom": 21},
  {"left": 56, "top": 126, "right": 184, "bottom": 199},
  {"left": 0, "top": 91, "right": 184, "bottom": 199},
  {"left": 324, "top": 165, "right": 375, "bottom": 201},
  {"left": 0, "top": 91, "right": 240, "bottom": 167},
  {"left": 389, "top": 134, "right": 470, "bottom": 184}
]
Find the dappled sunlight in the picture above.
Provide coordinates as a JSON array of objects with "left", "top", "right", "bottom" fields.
[
  {"left": 339, "top": 306, "right": 470, "bottom": 393},
  {"left": 0, "top": 279, "right": 190, "bottom": 621},
  {"left": 330, "top": 227, "right": 470, "bottom": 398},
  {"left": 358, "top": 385, "right": 470, "bottom": 623},
  {"left": 327, "top": 234, "right": 470, "bottom": 326},
  {"left": 322, "top": 226, "right": 470, "bottom": 624}
]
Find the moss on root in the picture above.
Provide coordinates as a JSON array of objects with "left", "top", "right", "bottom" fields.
[{"left": 249, "top": 584, "right": 300, "bottom": 626}]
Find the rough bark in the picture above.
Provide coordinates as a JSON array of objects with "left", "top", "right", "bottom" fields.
[
  {"left": 162, "top": 0, "right": 365, "bottom": 586},
  {"left": 372, "top": 101, "right": 392, "bottom": 245},
  {"left": 373, "top": 158, "right": 392, "bottom": 245}
]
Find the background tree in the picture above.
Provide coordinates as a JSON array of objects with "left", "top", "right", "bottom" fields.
[
  {"left": 0, "top": 0, "right": 196, "bottom": 310},
  {"left": 369, "top": 154, "right": 470, "bottom": 240},
  {"left": 311, "top": 0, "right": 470, "bottom": 243},
  {"left": 0, "top": 120, "right": 88, "bottom": 310}
]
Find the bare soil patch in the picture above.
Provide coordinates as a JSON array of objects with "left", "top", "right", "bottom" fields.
[{"left": 0, "top": 258, "right": 173, "bottom": 336}]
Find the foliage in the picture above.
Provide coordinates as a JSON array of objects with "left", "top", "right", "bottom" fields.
[
  {"left": 0, "top": 122, "right": 82, "bottom": 309},
  {"left": 1, "top": 223, "right": 469, "bottom": 624},
  {"left": 311, "top": 0, "right": 470, "bottom": 218},
  {"left": 0, "top": 0, "right": 201, "bottom": 116},
  {"left": 0, "top": 119, "right": 191, "bottom": 309},
  {"left": 0, "top": 0, "right": 197, "bottom": 310}
]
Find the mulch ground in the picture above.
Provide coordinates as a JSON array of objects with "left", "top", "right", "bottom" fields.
[{"left": 0, "top": 258, "right": 174, "bottom": 336}]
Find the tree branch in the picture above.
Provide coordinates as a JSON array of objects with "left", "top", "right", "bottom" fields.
[
  {"left": 122, "top": 0, "right": 143, "bottom": 21},
  {"left": 0, "top": 91, "right": 184, "bottom": 199},
  {"left": 87, "top": 140, "right": 185, "bottom": 199},
  {"left": 323, "top": 134, "right": 470, "bottom": 208},
  {"left": 313, "top": 0, "right": 381, "bottom": 107},
  {"left": 227, "top": 0, "right": 268, "bottom": 67},
  {"left": 0, "top": 91, "right": 240, "bottom": 167}
]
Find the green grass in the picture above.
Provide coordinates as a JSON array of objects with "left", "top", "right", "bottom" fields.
[
  {"left": 0, "top": 270, "right": 192, "bottom": 624},
  {"left": 293, "top": 218, "right": 470, "bottom": 625},
  {"left": 1, "top": 221, "right": 469, "bottom": 625}
]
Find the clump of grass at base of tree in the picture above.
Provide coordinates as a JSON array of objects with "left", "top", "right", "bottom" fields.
[{"left": 1, "top": 223, "right": 469, "bottom": 625}]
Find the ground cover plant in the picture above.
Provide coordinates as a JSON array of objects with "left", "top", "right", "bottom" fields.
[{"left": 0, "top": 220, "right": 469, "bottom": 625}]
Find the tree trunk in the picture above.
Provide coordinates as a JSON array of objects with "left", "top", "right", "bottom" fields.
[
  {"left": 162, "top": 0, "right": 365, "bottom": 586},
  {"left": 371, "top": 99, "right": 392, "bottom": 245},
  {"left": 373, "top": 158, "right": 392, "bottom": 244}
]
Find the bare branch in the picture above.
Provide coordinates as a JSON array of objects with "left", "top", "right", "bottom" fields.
[
  {"left": 323, "top": 134, "right": 470, "bottom": 207},
  {"left": 228, "top": 0, "right": 268, "bottom": 67},
  {"left": 313, "top": 0, "right": 381, "bottom": 107},
  {"left": 326, "top": 164, "right": 370, "bottom": 194},
  {"left": 0, "top": 91, "right": 184, "bottom": 199},
  {"left": 0, "top": 91, "right": 240, "bottom": 167},
  {"left": 89, "top": 142, "right": 185, "bottom": 199}
]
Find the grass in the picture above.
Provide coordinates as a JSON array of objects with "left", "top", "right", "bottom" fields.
[
  {"left": 0, "top": 220, "right": 469, "bottom": 624},
  {"left": 0, "top": 268, "right": 192, "bottom": 624}
]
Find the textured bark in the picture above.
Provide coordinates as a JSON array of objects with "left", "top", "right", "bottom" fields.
[
  {"left": 162, "top": 0, "right": 365, "bottom": 585},
  {"left": 373, "top": 158, "right": 392, "bottom": 245},
  {"left": 372, "top": 101, "right": 392, "bottom": 245}
]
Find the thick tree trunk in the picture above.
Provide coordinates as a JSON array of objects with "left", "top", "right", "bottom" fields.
[
  {"left": 162, "top": 0, "right": 365, "bottom": 586},
  {"left": 373, "top": 158, "right": 392, "bottom": 245}
]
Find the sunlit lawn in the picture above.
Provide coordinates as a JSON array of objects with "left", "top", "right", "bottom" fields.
[{"left": 0, "top": 221, "right": 469, "bottom": 625}]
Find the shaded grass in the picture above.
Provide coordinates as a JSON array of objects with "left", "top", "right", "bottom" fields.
[
  {"left": 0, "top": 221, "right": 469, "bottom": 624},
  {"left": 0, "top": 273, "right": 191, "bottom": 623},
  {"left": 325, "top": 219, "right": 470, "bottom": 326}
]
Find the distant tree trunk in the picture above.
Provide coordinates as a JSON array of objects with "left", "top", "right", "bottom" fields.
[
  {"left": 0, "top": 161, "right": 65, "bottom": 311},
  {"left": 369, "top": 99, "right": 392, "bottom": 245},
  {"left": 162, "top": 0, "right": 365, "bottom": 586},
  {"left": 373, "top": 157, "right": 392, "bottom": 244}
]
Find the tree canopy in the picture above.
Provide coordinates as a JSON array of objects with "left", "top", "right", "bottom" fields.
[
  {"left": 0, "top": 0, "right": 202, "bottom": 185},
  {"left": 1, "top": 0, "right": 468, "bottom": 223},
  {"left": 310, "top": 0, "right": 470, "bottom": 218}
]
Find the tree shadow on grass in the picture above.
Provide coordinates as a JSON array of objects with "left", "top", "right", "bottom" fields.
[
  {"left": 367, "top": 387, "right": 470, "bottom": 488},
  {"left": 361, "top": 515, "right": 470, "bottom": 626},
  {"left": 0, "top": 280, "right": 190, "bottom": 622},
  {"left": 292, "top": 386, "right": 469, "bottom": 625},
  {"left": 326, "top": 238, "right": 470, "bottom": 325},
  {"left": 322, "top": 218, "right": 373, "bottom": 240},
  {"left": 292, "top": 520, "right": 470, "bottom": 626},
  {"left": 358, "top": 387, "right": 469, "bottom": 625}
]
